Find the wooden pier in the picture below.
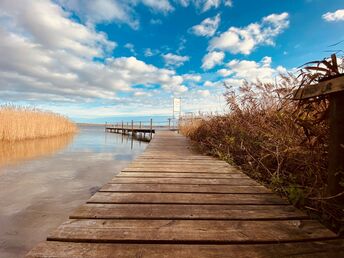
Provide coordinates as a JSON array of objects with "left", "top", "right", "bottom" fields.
[{"left": 27, "top": 131, "right": 344, "bottom": 257}]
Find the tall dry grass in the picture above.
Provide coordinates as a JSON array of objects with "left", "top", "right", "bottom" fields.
[
  {"left": 180, "top": 75, "right": 343, "bottom": 233},
  {"left": 0, "top": 105, "right": 77, "bottom": 141}
]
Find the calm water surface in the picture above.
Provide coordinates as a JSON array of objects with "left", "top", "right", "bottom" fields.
[{"left": 0, "top": 125, "right": 148, "bottom": 257}]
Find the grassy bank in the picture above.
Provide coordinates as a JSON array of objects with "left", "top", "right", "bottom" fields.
[
  {"left": 0, "top": 106, "right": 77, "bottom": 141},
  {"left": 180, "top": 76, "right": 343, "bottom": 233}
]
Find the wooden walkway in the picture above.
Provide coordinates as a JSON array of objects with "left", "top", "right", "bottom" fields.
[{"left": 27, "top": 131, "right": 344, "bottom": 257}]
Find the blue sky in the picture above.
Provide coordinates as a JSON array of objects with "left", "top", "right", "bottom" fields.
[{"left": 0, "top": 0, "right": 343, "bottom": 123}]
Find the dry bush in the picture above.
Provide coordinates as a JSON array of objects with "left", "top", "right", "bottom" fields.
[
  {"left": 179, "top": 117, "right": 204, "bottom": 137},
  {"left": 182, "top": 73, "right": 344, "bottom": 233},
  {"left": 0, "top": 105, "right": 77, "bottom": 141}
]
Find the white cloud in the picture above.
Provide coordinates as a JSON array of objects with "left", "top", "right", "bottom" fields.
[
  {"left": 198, "top": 89, "right": 210, "bottom": 97},
  {"left": 150, "top": 18, "right": 163, "bottom": 25},
  {"left": 217, "top": 68, "right": 233, "bottom": 77},
  {"left": 144, "top": 48, "right": 160, "bottom": 57},
  {"left": 204, "top": 80, "right": 215, "bottom": 87},
  {"left": 58, "top": 0, "right": 139, "bottom": 29},
  {"left": 141, "top": 0, "right": 174, "bottom": 13},
  {"left": 226, "top": 56, "right": 283, "bottom": 83},
  {"left": 224, "top": 0, "right": 232, "bottom": 7},
  {"left": 124, "top": 43, "right": 136, "bottom": 55},
  {"left": 0, "top": 1, "right": 188, "bottom": 103},
  {"left": 134, "top": 91, "right": 151, "bottom": 97},
  {"left": 175, "top": 0, "right": 231, "bottom": 12},
  {"left": 162, "top": 53, "right": 190, "bottom": 67},
  {"left": 202, "top": 51, "right": 225, "bottom": 70},
  {"left": 191, "top": 14, "right": 220, "bottom": 37},
  {"left": 183, "top": 73, "right": 202, "bottom": 82},
  {"left": 322, "top": 9, "right": 344, "bottom": 22},
  {"left": 57, "top": 0, "right": 173, "bottom": 29},
  {"left": 209, "top": 12, "right": 289, "bottom": 55}
]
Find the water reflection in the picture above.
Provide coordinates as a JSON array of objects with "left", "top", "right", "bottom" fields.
[
  {"left": 0, "top": 125, "right": 148, "bottom": 257},
  {"left": 0, "top": 134, "right": 75, "bottom": 167}
]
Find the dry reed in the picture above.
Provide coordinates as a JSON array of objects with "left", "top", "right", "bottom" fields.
[
  {"left": 180, "top": 74, "right": 343, "bottom": 233},
  {"left": 0, "top": 105, "right": 77, "bottom": 141}
]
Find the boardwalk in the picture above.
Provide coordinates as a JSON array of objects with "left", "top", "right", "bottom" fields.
[{"left": 27, "top": 131, "right": 344, "bottom": 257}]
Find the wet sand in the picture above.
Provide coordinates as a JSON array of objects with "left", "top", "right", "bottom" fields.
[{"left": 0, "top": 126, "right": 147, "bottom": 257}]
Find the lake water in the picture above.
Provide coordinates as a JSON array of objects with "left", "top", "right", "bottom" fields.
[{"left": 0, "top": 125, "right": 148, "bottom": 257}]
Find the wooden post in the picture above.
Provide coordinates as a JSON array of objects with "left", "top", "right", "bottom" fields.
[
  {"left": 327, "top": 91, "right": 344, "bottom": 202},
  {"left": 150, "top": 118, "right": 153, "bottom": 140},
  {"left": 131, "top": 120, "right": 134, "bottom": 136}
]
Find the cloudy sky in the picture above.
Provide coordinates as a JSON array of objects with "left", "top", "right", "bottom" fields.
[{"left": 0, "top": 0, "right": 343, "bottom": 122}]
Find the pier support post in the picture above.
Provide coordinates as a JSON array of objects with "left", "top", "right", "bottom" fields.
[{"left": 150, "top": 118, "right": 153, "bottom": 140}]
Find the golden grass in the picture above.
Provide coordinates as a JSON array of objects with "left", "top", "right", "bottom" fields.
[
  {"left": 179, "top": 118, "right": 204, "bottom": 137},
  {"left": 0, "top": 105, "right": 77, "bottom": 141}
]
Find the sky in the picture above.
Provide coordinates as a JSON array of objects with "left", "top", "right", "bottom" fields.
[{"left": 0, "top": 0, "right": 343, "bottom": 123}]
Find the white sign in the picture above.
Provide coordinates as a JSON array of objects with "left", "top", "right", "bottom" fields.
[{"left": 173, "top": 98, "right": 181, "bottom": 113}]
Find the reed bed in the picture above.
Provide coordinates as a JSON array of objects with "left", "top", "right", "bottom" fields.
[
  {"left": 180, "top": 75, "right": 343, "bottom": 233},
  {"left": 0, "top": 105, "right": 77, "bottom": 141}
]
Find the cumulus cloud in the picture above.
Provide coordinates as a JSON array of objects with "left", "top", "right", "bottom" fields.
[
  {"left": 217, "top": 68, "right": 233, "bottom": 77},
  {"left": 0, "top": 0, "right": 187, "bottom": 103},
  {"left": 191, "top": 14, "right": 220, "bottom": 37},
  {"left": 226, "top": 56, "right": 284, "bottom": 83},
  {"left": 209, "top": 12, "right": 289, "bottom": 55},
  {"left": 58, "top": 0, "right": 174, "bottom": 29},
  {"left": 162, "top": 53, "right": 190, "bottom": 67},
  {"left": 202, "top": 51, "right": 225, "bottom": 70},
  {"left": 197, "top": 89, "right": 210, "bottom": 97},
  {"left": 322, "top": 9, "right": 344, "bottom": 22},
  {"left": 182, "top": 73, "right": 202, "bottom": 82}
]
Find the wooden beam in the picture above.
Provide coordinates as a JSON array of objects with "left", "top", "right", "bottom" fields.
[{"left": 293, "top": 76, "right": 344, "bottom": 100}]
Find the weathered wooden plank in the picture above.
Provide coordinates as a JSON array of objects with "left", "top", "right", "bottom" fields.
[
  {"left": 87, "top": 192, "right": 287, "bottom": 205},
  {"left": 122, "top": 167, "right": 236, "bottom": 173},
  {"left": 127, "top": 163, "right": 232, "bottom": 168},
  {"left": 100, "top": 183, "right": 272, "bottom": 194},
  {"left": 26, "top": 130, "right": 342, "bottom": 257},
  {"left": 26, "top": 240, "right": 344, "bottom": 258},
  {"left": 70, "top": 203, "right": 307, "bottom": 220},
  {"left": 294, "top": 76, "right": 344, "bottom": 100},
  {"left": 47, "top": 219, "right": 336, "bottom": 243},
  {"left": 117, "top": 172, "right": 248, "bottom": 179},
  {"left": 110, "top": 177, "right": 260, "bottom": 185}
]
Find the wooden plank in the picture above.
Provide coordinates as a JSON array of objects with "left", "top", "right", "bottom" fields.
[
  {"left": 100, "top": 183, "right": 272, "bottom": 194},
  {"left": 293, "top": 76, "right": 344, "bottom": 100},
  {"left": 47, "top": 219, "right": 336, "bottom": 243},
  {"left": 87, "top": 192, "right": 288, "bottom": 205},
  {"left": 70, "top": 203, "right": 308, "bottom": 220},
  {"left": 110, "top": 177, "right": 260, "bottom": 185},
  {"left": 127, "top": 163, "right": 232, "bottom": 167},
  {"left": 117, "top": 172, "right": 248, "bottom": 179},
  {"left": 26, "top": 240, "right": 344, "bottom": 258},
  {"left": 122, "top": 167, "right": 244, "bottom": 173}
]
